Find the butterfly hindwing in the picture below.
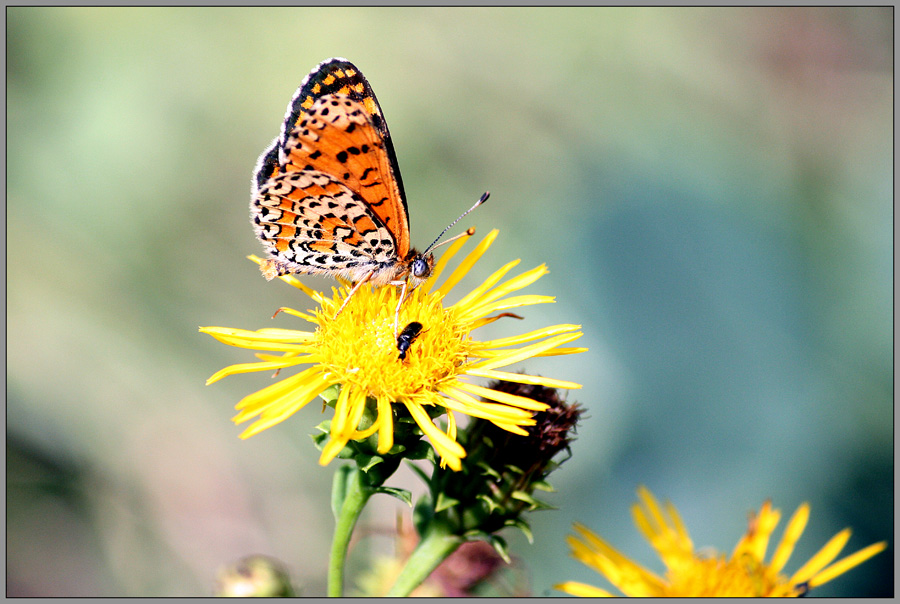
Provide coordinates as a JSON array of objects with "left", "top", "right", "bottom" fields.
[{"left": 252, "top": 168, "right": 398, "bottom": 278}]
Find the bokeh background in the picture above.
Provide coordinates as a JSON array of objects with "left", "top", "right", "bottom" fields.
[{"left": 7, "top": 7, "right": 893, "bottom": 597}]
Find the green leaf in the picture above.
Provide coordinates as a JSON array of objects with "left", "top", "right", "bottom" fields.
[
  {"left": 331, "top": 465, "right": 352, "bottom": 520},
  {"left": 319, "top": 384, "right": 341, "bottom": 407},
  {"left": 413, "top": 497, "right": 435, "bottom": 537},
  {"left": 503, "top": 464, "right": 526, "bottom": 477},
  {"left": 311, "top": 431, "right": 329, "bottom": 451},
  {"left": 405, "top": 440, "right": 433, "bottom": 460},
  {"left": 435, "top": 491, "right": 461, "bottom": 513},
  {"left": 476, "top": 493, "right": 503, "bottom": 514},
  {"left": 355, "top": 453, "right": 383, "bottom": 471},
  {"left": 478, "top": 462, "right": 503, "bottom": 481},
  {"left": 510, "top": 490, "right": 540, "bottom": 505},
  {"left": 486, "top": 535, "right": 511, "bottom": 564},
  {"left": 407, "top": 461, "right": 431, "bottom": 485},
  {"left": 376, "top": 486, "right": 413, "bottom": 507},
  {"left": 506, "top": 517, "right": 534, "bottom": 543},
  {"left": 531, "top": 479, "right": 555, "bottom": 492},
  {"left": 422, "top": 446, "right": 439, "bottom": 465}
]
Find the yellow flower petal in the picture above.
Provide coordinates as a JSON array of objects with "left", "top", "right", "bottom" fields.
[
  {"left": 236, "top": 372, "right": 332, "bottom": 438},
  {"left": 451, "top": 258, "right": 521, "bottom": 310},
  {"left": 473, "top": 332, "right": 584, "bottom": 372},
  {"left": 555, "top": 581, "right": 615, "bottom": 597},
  {"left": 234, "top": 366, "right": 326, "bottom": 413},
  {"left": 373, "top": 396, "right": 393, "bottom": 453},
  {"left": 434, "top": 228, "right": 499, "bottom": 297},
  {"left": 422, "top": 227, "right": 473, "bottom": 292},
  {"left": 206, "top": 356, "right": 314, "bottom": 385},
  {"left": 534, "top": 346, "right": 590, "bottom": 357},
  {"left": 453, "top": 381, "right": 549, "bottom": 411},
  {"left": 402, "top": 400, "right": 465, "bottom": 471},
  {"left": 472, "top": 324, "right": 583, "bottom": 350},
  {"left": 458, "top": 294, "right": 555, "bottom": 323},
  {"left": 788, "top": 528, "right": 850, "bottom": 585},
  {"left": 769, "top": 503, "right": 809, "bottom": 573},
  {"left": 439, "top": 388, "right": 536, "bottom": 423},
  {"left": 462, "top": 367, "right": 582, "bottom": 390},
  {"left": 200, "top": 326, "right": 314, "bottom": 351},
  {"left": 559, "top": 489, "right": 886, "bottom": 597},
  {"left": 806, "top": 541, "right": 888, "bottom": 588}
]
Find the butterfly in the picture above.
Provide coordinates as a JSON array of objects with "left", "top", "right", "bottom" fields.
[
  {"left": 396, "top": 321, "right": 424, "bottom": 361},
  {"left": 250, "top": 58, "right": 487, "bottom": 319}
]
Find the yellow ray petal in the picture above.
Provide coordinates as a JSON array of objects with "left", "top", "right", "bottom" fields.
[
  {"left": 452, "top": 258, "right": 521, "bottom": 311},
  {"left": 206, "top": 356, "right": 314, "bottom": 385},
  {"left": 319, "top": 434, "right": 350, "bottom": 466},
  {"left": 461, "top": 264, "right": 548, "bottom": 315},
  {"left": 270, "top": 307, "right": 318, "bottom": 323},
  {"left": 233, "top": 366, "right": 326, "bottom": 412},
  {"left": 789, "top": 529, "right": 850, "bottom": 585},
  {"left": 200, "top": 326, "right": 314, "bottom": 350},
  {"left": 489, "top": 421, "right": 530, "bottom": 435},
  {"left": 458, "top": 294, "right": 556, "bottom": 322},
  {"left": 462, "top": 367, "right": 583, "bottom": 390},
  {"left": 439, "top": 388, "right": 535, "bottom": 423},
  {"left": 473, "top": 332, "right": 584, "bottom": 372},
  {"left": 472, "top": 324, "right": 583, "bottom": 350},
  {"left": 235, "top": 372, "right": 333, "bottom": 438},
  {"left": 435, "top": 229, "right": 499, "bottom": 298},
  {"left": 555, "top": 581, "right": 616, "bottom": 597},
  {"left": 769, "top": 503, "right": 809, "bottom": 573},
  {"left": 374, "top": 395, "right": 393, "bottom": 453},
  {"left": 453, "top": 380, "right": 548, "bottom": 411},
  {"left": 423, "top": 228, "right": 474, "bottom": 292},
  {"left": 330, "top": 382, "right": 354, "bottom": 436},
  {"left": 806, "top": 541, "right": 888, "bottom": 589},
  {"left": 534, "top": 346, "right": 590, "bottom": 357},
  {"left": 402, "top": 400, "right": 465, "bottom": 471}
]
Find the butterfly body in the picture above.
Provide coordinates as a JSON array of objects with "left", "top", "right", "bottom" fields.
[{"left": 251, "top": 58, "right": 433, "bottom": 289}]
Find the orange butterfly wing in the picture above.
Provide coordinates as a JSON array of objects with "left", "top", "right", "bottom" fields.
[
  {"left": 251, "top": 58, "right": 411, "bottom": 277},
  {"left": 282, "top": 94, "right": 410, "bottom": 258}
]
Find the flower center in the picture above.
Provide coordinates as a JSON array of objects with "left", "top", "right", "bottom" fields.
[
  {"left": 315, "top": 285, "right": 469, "bottom": 399},
  {"left": 665, "top": 554, "right": 781, "bottom": 596}
]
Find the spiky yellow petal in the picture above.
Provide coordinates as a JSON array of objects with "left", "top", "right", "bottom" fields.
[{"left": 559, "top": 488, "right": 886, "bottom": 597}]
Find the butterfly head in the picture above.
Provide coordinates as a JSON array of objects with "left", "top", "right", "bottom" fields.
[{"left": 405, "top": 250, "right": 435, "bottom": 284}]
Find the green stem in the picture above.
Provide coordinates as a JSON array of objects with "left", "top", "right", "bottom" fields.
[
  {"left": 385, "top": 521, "right": 464, "bottom": 596},
  {"left": 327, "top": 467, "right": 373, "bottom": 597}
]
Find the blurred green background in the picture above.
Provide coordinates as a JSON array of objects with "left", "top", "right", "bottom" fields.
[{"left": 7, "top": 7, "right": 892, "bottom": 597}]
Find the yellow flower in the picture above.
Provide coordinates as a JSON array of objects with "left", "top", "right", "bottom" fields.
[
  {"left": 556, "top": 486, "right": 887, "bottom": 597},
  {"left": 201, "top": 229, "right": 586, "bottom": 471}
]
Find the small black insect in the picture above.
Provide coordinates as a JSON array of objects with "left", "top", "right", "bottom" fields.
[{"left": 396, "top": 321, "right": 424, "bottom": 361}]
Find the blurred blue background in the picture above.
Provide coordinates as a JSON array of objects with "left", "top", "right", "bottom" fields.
[{"left": 7, "top": 7, "right": 892, "bottom": 596}]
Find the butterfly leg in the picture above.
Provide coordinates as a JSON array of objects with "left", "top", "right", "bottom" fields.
[
  {"left": 335, "top": 271, "right": 374, "bottom": 317},
  {"left": 392, "top": 279, "right": 409, "bottom": 336}
]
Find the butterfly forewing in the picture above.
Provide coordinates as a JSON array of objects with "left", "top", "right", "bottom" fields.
[{"left": 281, "top": 95, "right": 411, "bottom": 258}]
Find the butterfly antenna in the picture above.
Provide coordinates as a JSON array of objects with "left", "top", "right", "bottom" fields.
[{"left": 423, "top": 191, "right": 490, "bottom": 254}]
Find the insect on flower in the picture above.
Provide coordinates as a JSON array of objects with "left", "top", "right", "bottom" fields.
[{"left": 396, "top": 321, "right": 424, "bottom": 361}]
